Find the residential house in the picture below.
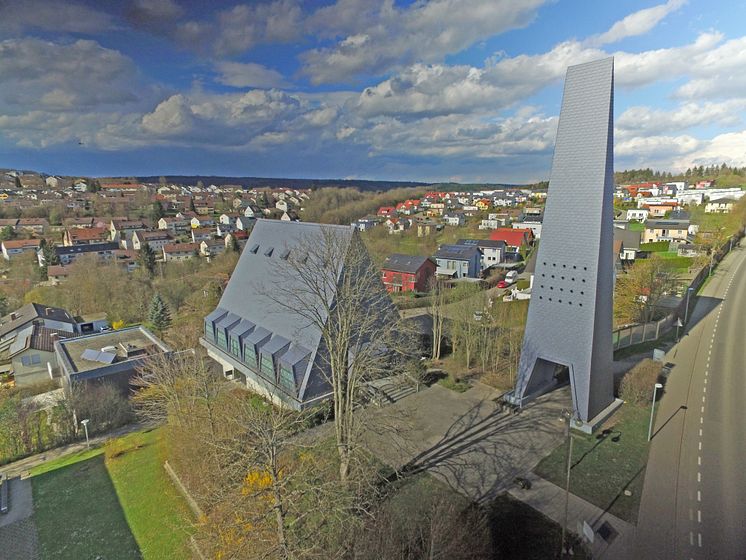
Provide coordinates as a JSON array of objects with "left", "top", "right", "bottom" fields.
[
  {"left": 613, "top": 228, "right": 641, "bottom": 261},
  {"left": 200, "top": 239, "right": 226, "bottom": 257},
  {"left": 63, "top": 217, "right": 94, "bottom": 229},
  {"left": 381, "top": 254, "right": 436, "bottom": 293},
  {"left": 8, "top": 325, "right": 73, "bottom": 386},
  {"left": 442, "top": 212, "right": 465, "bottom": 227},
  {"left": 626, "top": 208, "right": 649, "bottom": 222},
  {"left": 46, "top": 265, "right": 69, "bottom": 282},
  {"left": 55, "top": 326, "right": 170, "bottom": 390},
  {"left": 224, "top": 230, "right": 249, "bottom": 251},
  {"left": 475, "top": 198, "right": 491, "bottom": 211},
  {"left": 110, "top": 220, "right": 147, "bottom": 248},
  {"left": 417, "top": 220, "right": 442, "bottom": 237},
  {"left": 488, "top": 228, "right": 534, "bottom": 257},
  {"left": 512, "top": 220, "right": 543, "bottom": 239},
  {"left": 479, "top": 213, "right": 509, "bottom": 230},
  {"left": 643, "top": 202, "right": 678, "bottom": 217},
  {"left": 704, "top": 198, "right": 736, "bottom": 214},
  {"left": 191, "top": 227, "right": 213, "bottom": 243},
  {"left": 2, "top": 238, "right": 42, "bottom": 261},
  {"left": 236, "top": 216, "right": 255, "bottom": 231},
  {"left": 280, "top": 211, "right": 299, "bottom": 222},
  {"left": 157, "top": 216, "right": 189, "bottom": 234},
  {"left": 162, "top": 243, "right": 198, "bottom": 261},
  {"left": 275, "top": 200, "right": 289, "bottom": 212},
  {"left": 0, "top": 218, "right": 19, "bottom": 231},
  {"left": 216, "top": 223, "right": 236, "bottom": 237},
  {"left": 17, "top": 218, "right": 48, "bottom": 234},
  {"left": 63, "top": 227, "right": 110, "bottom": 246},
  {"left": 219, "top": 213, "right": 240, "bottom": 226},
  {"left": 132, "top": 230, "right": 173, "bottom": 251},
  {"left": 677, "top": 244, "right": 703, "bottom": 257},
  {"left": 351, "top": 217, "right": 378, "bottom": 231},
  {"left": 243, "top": 205, "right": 260, "bottom": 218},
  {"left": 41, "top": 242, "right": 120, "bottom": 266},
  {"left": 201, "top": 219, "right": 397, "bottom": 410},
  {"left": 642, "top": 219, "right": 690, "bottom": 244},
  {"left": 191, "top": 216, "right": 215, "bottom": 229},
  {"left": 433, "top": 244, "right": 481, "bottom": 279},
  {"left": 377, "top": 206, "right": 396, "bottom": 217},
  {"left": 385, "top": 217, "right": 410, "bottom": 234},
  {"left": 456, "top": 239, "right": 506, "bottom": 271}
]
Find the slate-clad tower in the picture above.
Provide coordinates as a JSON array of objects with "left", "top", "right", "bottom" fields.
[{"left": 512, "top": 58, "right": 615, "bottom": 423}]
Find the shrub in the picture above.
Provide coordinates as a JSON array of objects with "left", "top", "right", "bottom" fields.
[{"left": 619, "top": 359, "right": 662, "bottom": 405}]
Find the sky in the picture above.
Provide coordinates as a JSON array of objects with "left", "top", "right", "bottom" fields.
[{"left": 0, "top": 0, "right": 745, "bottom": 183}]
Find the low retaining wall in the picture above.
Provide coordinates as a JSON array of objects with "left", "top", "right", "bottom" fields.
[{"left": 163, "top": 460, "right": 204, "bottom": 519}]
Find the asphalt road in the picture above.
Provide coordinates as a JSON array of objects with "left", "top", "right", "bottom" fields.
[{"left": 636, "top": 239, "right": 746, "bottom": 559}]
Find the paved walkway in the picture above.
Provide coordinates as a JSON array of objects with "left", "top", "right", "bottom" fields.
[
  {"left": 0, "top": 478, "right": 40, "bottom": 560},
  {"left": 363, "top": 381, "right": 570, "bottom": 502},
  {"left": 508, "top": 473, "right": 635, "bottom": 559},
  {"left": 1, "top": 421, "right": 148, "bottom": 479},
  {"left": 363, "top": 381, "right": 635, "bottom": 558}
]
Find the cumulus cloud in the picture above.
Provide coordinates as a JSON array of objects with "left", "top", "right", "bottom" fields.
[
  {"left": 0, "top": 0, "right": 113, "bottom": 35},
  {"left": 301, "top": 0, "right": 545, "bottom": 84},
  {"left": 588, "top": 0, "right": 685, "bottom": 46},
  {"left": 0, "top": 38, "right": 142, "bottom": 113},
  {"left": 617, "top": 101, "right": 745, "bottom": 138},
  {"left": 215, "top": 61, "right": 290, "bottom": 89}
]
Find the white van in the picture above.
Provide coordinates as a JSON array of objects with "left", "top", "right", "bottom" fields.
[{"left": 505, "top": 270, "right": 518, "bottom": 284}]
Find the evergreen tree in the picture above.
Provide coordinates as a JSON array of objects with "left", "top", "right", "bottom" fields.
[
  {"left": 149, "top": 201, "right": 165, "bottom": 223},
  {"left": 148, "top": 293, "right": 172, "bottom": 335},
  {"left": 138, "top": 242, "right": 157, "bottom": 276},
  {"left": 0, "top": 225, "right": 15, "bottom": 241},
  {"left": 228, "top": 234, "right": 239, "bottom": 253}
]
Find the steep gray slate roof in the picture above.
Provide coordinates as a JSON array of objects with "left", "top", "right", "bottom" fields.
[
  {"left": 211, "top": 219, "right": 356, "bottom": 404},
  {"left": 382, "top": 253, "right": 431, "bottom": 274},
  {"left": 219, "top": 219, "right": 352, "bottom": 352}
]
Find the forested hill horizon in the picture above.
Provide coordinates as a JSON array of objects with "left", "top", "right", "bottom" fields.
[{"left": 134, "top": 176, "right": 528, "bottom": 192}]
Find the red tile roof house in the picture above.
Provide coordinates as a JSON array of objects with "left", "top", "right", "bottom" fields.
[
  {"left": 377, "top": 206, "right": 397, "bottom": 217},
  {"left": 489, "top": 227, "right": 534, "bottom": 255},
  {"left": 63, "top": 227, "right": 110, "bottom": 246},
  {"left": 381, "top": 254, "right": 436, "bottom": 293},
  {"left": 2, "top": 238, "right": 42, "bottom": 260}
]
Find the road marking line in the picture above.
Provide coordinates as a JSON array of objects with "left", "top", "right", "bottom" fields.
[
  {"left": 702, "top": 394, "right": 706, "bottom": 402},
  {"left": 703, "top": 386, "right": 707, "bottom": 393},
  {"left": 698, "top": 455, "right": 702, "bottom": 465},
  {"left": 698, "top": 471, "right": 701, "bottom": 482},
  {"left": 699, "top": 428, "right": 703, "bottom": 436},
  {"left": 698, "top": 490, "right": 701, "bottom": 502},
  {"left": 701, "top": 406, "right": 705, "bottom": 413},
  {"left": 700, "top": 416, "right": 704, "bottom": 424},
  {"left": 698, "top": 510, "right": 702, "bottom": 523},
  {"left": 698, "top": 533, "right": 702, "bottom": 547},
  {"left": 699, "top": 441, "right": 702, "bottom": 451}
]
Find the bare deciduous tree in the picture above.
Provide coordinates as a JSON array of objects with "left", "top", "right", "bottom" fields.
[
  {"left": 260, "top": 227, "right": 415, "bottom": 483},
  {"left": 429, "top": 277, "right": 447, "bottom": 360},
  {"left": 615, "top": 255, "right": 681, "bottom": 323}
]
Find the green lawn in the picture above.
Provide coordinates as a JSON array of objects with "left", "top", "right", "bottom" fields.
[
  {"left": 534, "top": 404, "right": 650, "bottom": 523},
  {"left": 106, "top": 430, "right": 195, "bottom": 559},
  {"left": 32, "top": 454, "right": 141, "bottom": 560},
  {"left": 30, "top": 428, "right": 194, "bottom": 560}
]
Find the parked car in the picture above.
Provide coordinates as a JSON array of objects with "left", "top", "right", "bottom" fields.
[{"left": 497, "top": 280, "right": 509, "bottom": 289}]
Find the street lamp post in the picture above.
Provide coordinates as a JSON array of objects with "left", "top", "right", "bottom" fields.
[
  {"left": 647, "top": 384, "right": 664, "bottom": 441},
  {"left": 560, "top": 409, "right": 579, "bottom": 557},
  {"left": 80, "top": 418, "right": 90, "bottom": 449}
]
